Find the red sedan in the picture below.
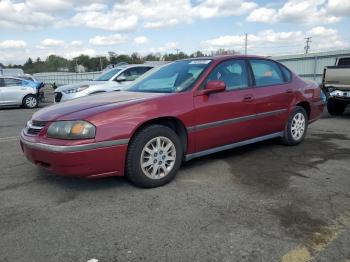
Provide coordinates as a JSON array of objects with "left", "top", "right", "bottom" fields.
[{"left": 20, "top": 56, "right": 325, "bottom": 187}]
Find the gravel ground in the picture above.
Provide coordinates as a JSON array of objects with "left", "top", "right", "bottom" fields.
[{"left": 0, "top": 105, "right": 349, "bottom": 262}]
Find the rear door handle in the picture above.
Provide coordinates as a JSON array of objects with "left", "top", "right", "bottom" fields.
[
  {"left": 243, "top": 94, "right": 254, "bottom": 102},
  {"left": 286, "top": 89, "right": 293, "bottom": 94}
]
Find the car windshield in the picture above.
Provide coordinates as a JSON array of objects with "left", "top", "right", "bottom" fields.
[
  {"left": 94, "top": 68, "right": 122, "bottom": 81},
  {"left": 126, "top": 60, "right": 212, "bottom": 93}
]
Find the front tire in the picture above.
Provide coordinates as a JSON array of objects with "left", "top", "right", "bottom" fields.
[
  {"left": 23, "top": 95, "right": 38, "bottom": 109},
  {"left": 281, "top": 106, "right": 308, "bottom": 146},
  {"left": 327, "top": 98, "right": 346, "bottom": 116},
  {"left": 126, "top": 125, "right": 183, "bottom": 188}
]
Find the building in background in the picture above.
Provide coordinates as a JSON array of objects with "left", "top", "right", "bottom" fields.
[{"left": 273, "top": 49, "right": 350, "bottom": 83}]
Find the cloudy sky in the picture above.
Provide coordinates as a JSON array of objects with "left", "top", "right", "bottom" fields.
[{"left": 1, "top": 0, "right": 350, "bottom": 65}]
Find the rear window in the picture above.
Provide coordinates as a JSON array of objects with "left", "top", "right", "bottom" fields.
[
  {"left": 337, "top": 58, "right": 350, "bottom": 66},
  {"left": 280, "top": 65, "right": 292, "bottom": 82}
]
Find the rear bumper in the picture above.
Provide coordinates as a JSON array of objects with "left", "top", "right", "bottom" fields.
[{"left": 20, "top": 136, "right": 128, "bottom": 178}]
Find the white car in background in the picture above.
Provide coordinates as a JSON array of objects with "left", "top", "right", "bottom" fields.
[
  {"left": 54, "top": 64, "right": 154, "bottom": 102},
  {"left": 0, "top": 76, "right": 40, "bottom": 108}
]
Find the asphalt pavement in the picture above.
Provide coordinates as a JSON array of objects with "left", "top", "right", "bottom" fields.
[{"left": 0, "top": 105, "right": 349, "bottom": 262}]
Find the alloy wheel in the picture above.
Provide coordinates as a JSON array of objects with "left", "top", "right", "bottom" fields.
[
  {"left": 291, "top": 112, "right": 305, "bottom": 140},
  {"left": 140, "top": 136, "right": 176, "bottom": 179},
  {"left": 26, "top": 96, "right": 37, "bottom": 108}
]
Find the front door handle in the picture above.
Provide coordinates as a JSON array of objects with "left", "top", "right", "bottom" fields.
[
  {"left": 286, "top": 89, "right": 293, "bottom": 94},
  {"left": 243, "top": 94, "right": 254, "bottom": 102}
]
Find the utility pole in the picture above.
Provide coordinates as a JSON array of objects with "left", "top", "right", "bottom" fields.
[
  {"left": 174, "top": 48, "right": 180, "bottom": 55},
  {"left": 304, "top": 37, "right": 312, "bottom": 54},
  {"left": 244, "top": 33, "right": 248, "bottom": 55}
]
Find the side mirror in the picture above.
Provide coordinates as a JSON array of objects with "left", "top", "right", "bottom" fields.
[
  {"left": 200, "top": 81, "right": 226, "bottom": 95},
  {"left": 116, "top": 76, "right": 127, "bottom": 82}
]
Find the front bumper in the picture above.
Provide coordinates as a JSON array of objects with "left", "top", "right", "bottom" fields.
[
  {"left": 20, "top": 135, "right": 129, "bottom": 178},
  {"left": 54, "top": 91, "right": 88, "bottom": 103}
]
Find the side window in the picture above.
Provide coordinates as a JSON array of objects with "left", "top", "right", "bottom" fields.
[
  {"left": 118, "top": 67, "right": 150, "bottom": 81},
  {"left": 140, "top": 67, "right": 153, "bottom": 74},
  {"left": 337, "top": 58, "right": 350, "bottom": 66},
  {"left": 250, "top": 59, "right": 284, "bottom": 86},
  {"left": 280, "top": 65, "right": 292, "bottom": 82},
  {"left": 206, "top": 60, "right": 248, "bottom": 91},
  {"left": 4, "top": 78, "right": 22, "bottom": 87},
  {"left": 0, "top": 78, "right": 4, "bottom": 87}
]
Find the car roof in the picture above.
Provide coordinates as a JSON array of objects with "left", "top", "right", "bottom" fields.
[
  {"left": 178, "top": 55, "right": 267, "bottom": 63},
  {"left": 115, "top": 64, "right": 155, "bottom": 70},
  {"left": 0, "top": 75, "right": 24, "bottom": 80}
]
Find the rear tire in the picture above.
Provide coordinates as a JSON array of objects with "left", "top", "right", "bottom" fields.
[
  {"left": 280, "top": 106, "right": 308, "bottom": 146},
  {"left": 126, "top": 125, "right": 183, "bottom": 188},
  {"left": 327, "top": 98, "right": 346, "bottom": 116},
  {"left": 23, "top": 95, "right": 38, "bottom": 109}
]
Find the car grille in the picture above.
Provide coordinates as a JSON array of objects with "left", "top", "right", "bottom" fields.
[
  {"left": 55, "top": 92, "right": 62, "bottom": 103},
  {"left": 26, "top": 120, "right": 47, "bottom": 135}
]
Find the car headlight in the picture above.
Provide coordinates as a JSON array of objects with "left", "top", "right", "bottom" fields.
[
  {"left": 47, "top": 121, "right": 96, "bottom": 140},
  {"left": 63, "top": 85, "right": 89, "bottom": 94}
]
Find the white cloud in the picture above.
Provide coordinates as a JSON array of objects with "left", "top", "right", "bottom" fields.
[
  {"left": 57, "top": 0, "right": 257, "bottom": 31},
  {"left": 75, "top": 3, "right": 108, "bottom": 12},
  {"left": 0, "top": 40, "right": 27, "bottom": 49},
  {"left": 26, "top": 0, "right": 72, "bottom": 12},
  {"left": 150, "top": 42, "right": 179, "bottom": 53},
  {"left": 192, "top": 0, "right": 257, "bottom": 19},
  {"left": 0, "top": 0, "right": 56, "bottom": 29},
  {"left": 89, "top": 34, "right": 128, "bottom": 46},
  {"left": 326, "top": 0, "right": 350, "bottom": 16},
  {"left": 70, "top": 40, "right": 83, "bottom": 46},
  {"left": 39, "top": 38, "right": 65, "bottom": 48},
  {"left": 246, "top": 8, "right": 278, "bottom": 23},
  {"left": 1, "top": 38, "right": 98, "bottom": 65},
  {"left": 64, "top": 49, "right": 97, "bottom": 59},
  {"left": 308, "top": 26, "right": 349, "bottom": 50},
  {"left": 134, "top": 36, "right": 149, "bottom": 45},
  {"left": 58, "top": 11, "right": 138, "bottom": 32},
  {"left": 201, "top": 27, "right": 349, "bottom": 55},
  {"left": 247, "top": 0, "right": 341, "bottom": 25}
]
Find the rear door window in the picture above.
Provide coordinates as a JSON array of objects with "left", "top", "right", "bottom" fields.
[
  {"left": 4, "top": 78, "right": 22, "bottom": 87},
  {"left": 250, "top": 59, "right": 284, "bottom": 87}
]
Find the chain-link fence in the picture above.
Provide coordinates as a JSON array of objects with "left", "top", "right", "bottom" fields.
[{"left": 33, "top": 71, "right": 102, "bottom": 86}]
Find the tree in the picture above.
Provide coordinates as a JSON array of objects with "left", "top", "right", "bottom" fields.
[
  {"left": 45, "top": 55, "right": 69, "bottom": 72},
  {"left": 191, "top": 51, "right": 205, "bottom": 58},
  {"left": 130, "top": 52, "right": 143, "bottom": 64}
]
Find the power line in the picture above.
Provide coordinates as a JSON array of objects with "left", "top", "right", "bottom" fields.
[{"left": 304, "top": 37, "right": 312, "bottom": 54}]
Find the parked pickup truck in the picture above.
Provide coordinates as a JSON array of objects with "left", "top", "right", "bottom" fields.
[{"left": 322, "top": 57, "right": 350, "bottom": 115}]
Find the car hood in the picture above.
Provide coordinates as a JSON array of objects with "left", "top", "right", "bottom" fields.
[
  {"left": 55, "top": 81, "right": 121, "bottom": 91},
  {"left": 32, "top": 91, "right": 164, "bottom": 121}
]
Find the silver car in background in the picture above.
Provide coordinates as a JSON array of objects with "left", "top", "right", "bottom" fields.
[
  {"left": 0, "top": 76, "right": 40, "bottom": 108},
  {"left": 54, "top": 64, "right": 154, "bottom": 102}
]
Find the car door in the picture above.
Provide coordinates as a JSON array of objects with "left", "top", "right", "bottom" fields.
[
  {"left": 248, "top": 59, "right": 294, "bottom": 137},
  {"left": 193, "top": 59, "right": 257, "bottom": 152},
  {"left": 1, "top": 78, "right": 28, "bottom": 105}
]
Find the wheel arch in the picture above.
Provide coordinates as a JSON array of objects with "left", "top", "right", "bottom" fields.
[
  {"left": 296, "top": 101, "right": 311, "bottom": 118},
  {"left": 21, "top": 93, "right": 38, "bottom": 107},
  {"left": 130, "top": 116, "right": 188, "bottom": 155}
]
